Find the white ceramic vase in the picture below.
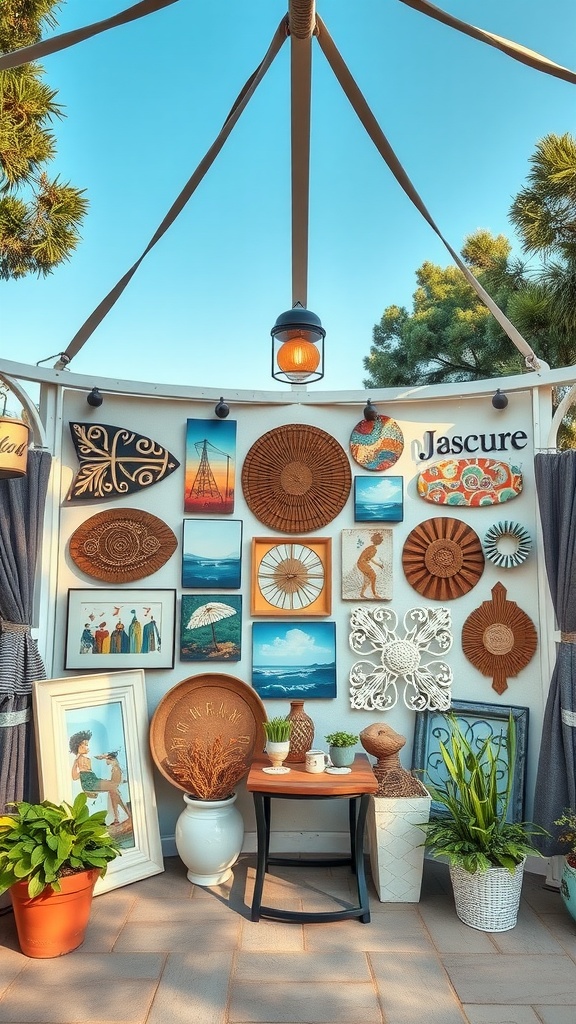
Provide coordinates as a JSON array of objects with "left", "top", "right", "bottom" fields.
[{"left": 175, "top": 792, "right": 244, "bottom": 885}]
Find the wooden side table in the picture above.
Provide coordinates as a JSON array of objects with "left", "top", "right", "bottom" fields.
[{"left": 246, "top": 753, "right": 378, "bottom": 924}]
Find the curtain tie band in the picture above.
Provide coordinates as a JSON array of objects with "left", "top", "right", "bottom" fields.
[
  {"left": 0, "top": 707, "right": 30, "bottom": 726},
  {"left": 561, "top": 632, "right": 576, "bottom": 643},
  {"left": 0, "top": 621, "right": 30, "bottom": 633},
  {"left": 561, "top": 709, "right": 576, "bottom": 728}
]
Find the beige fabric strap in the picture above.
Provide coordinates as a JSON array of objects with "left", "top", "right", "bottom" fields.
[
  {"left": 0, "top": 0, "right": 180, "bottom": 72},
  {"left": 316, "top": 16, "right": 541, "bottom": 371},
  {"left": 291, "top": 34, "right": 313, "bottom": 306},
  {"left": 397, "top": 0, "right": 576, "bottom": 87},
  {"left": 561, "top": 632, "right": 576, "bottom": 643},
  {"left": 56, "top": 17, "right": 288, "bottom": 370},
  {"left": 0, "top": 621, "right": 30, "bottom": 633}
]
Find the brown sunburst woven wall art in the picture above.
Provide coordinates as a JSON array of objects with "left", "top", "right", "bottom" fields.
[
  {"left": 69, "top": 508, "right": 178, "bottom": 583},
  {"left": 241, "top": 424, "right": 351, "bottom": 533},
  {"left": 401, "top": 517, "right": 484, "bottom": 601},
  {"left": 461, "top": 582, "right": 538, "bottom": 695}
]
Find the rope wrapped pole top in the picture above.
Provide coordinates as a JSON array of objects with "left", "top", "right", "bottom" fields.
[{"left": 289, "top": 0, "right": 317, "bottom": 40}]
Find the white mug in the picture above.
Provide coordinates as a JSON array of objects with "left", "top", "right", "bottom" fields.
[{"left": 305, "top": 749, "right": 331, "bottom": 773}]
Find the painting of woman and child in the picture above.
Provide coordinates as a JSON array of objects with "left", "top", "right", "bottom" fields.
[
  {"left": 66, "top": 701, "right": 135, "bottom": 850},
  {"left": 65, "top": 589, "right": 175, "bottom": 669}
]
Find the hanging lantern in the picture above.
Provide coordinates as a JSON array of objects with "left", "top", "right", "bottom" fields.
[
  {"left": 0, "top": 416, "right": 30, "bottom": 479},
  {"left": 271, "top": 304, "right": 325, "bottom": 383}
]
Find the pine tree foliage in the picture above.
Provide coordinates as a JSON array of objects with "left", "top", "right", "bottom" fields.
[
  {"left": 364, "top": 133, "right": 576, "bottom": 433},
  {"left": 0, "top": 0, "right": 88, "bottom": 279}
]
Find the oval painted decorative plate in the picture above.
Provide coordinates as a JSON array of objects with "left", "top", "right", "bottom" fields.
[
  {"left": 349, "top": 415, "right": 404, "bottom": 472},
  {"left": 417, "top": 459, "right": 523, "bottom": 506}
]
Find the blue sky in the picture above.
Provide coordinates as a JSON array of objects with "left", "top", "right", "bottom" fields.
[{"left": 2, "top": 0, "right": 576, "bottom": 392}]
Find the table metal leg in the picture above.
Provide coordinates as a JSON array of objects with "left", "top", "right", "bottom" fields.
[
  {"left": 251, "top": 792, "right": 268, "bottom": 922},
  {"left": 354, "top": 794, "right": 371, "bottom": 923}
]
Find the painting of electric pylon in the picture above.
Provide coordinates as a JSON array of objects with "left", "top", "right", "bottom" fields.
[{"left": 184, "top": 418, "right": 236, "bottom": 514}]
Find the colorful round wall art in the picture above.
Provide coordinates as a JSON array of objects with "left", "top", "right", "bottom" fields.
[
  {"left": 402, "top": 517, "right": 484, "bottom": 601},
  {"left": 482, "top": 521, "right": 532, "bottom": 569},
  {"left": 461, "top": 582, "right": 537, "bottom": 695},
  {"left": 349, "top": 415, "right": 404, "bottom": 472}
]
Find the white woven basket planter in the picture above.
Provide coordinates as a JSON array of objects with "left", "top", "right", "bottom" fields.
[
  {"left": 449, "top": 859, "right": 526, "bottom": 931},
  {"left": 367, "top": 786, "right": 431, "bottom": 902}
]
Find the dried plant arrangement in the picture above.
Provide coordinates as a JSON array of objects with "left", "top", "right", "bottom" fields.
[{"left": 167, "top": 737, "right": 246, "bottom": 800}]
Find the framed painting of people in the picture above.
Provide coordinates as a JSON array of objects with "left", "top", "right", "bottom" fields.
[
  {"left": 65, "top": 589, "right": 176, "bottom": 670},
  {"left": 33, "top": 670, "right": 164, "bottom": 893}
]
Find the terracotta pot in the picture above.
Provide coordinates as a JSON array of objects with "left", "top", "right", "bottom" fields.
[{"left": 10, "top": 868, "right": 99, "bottom": 958}]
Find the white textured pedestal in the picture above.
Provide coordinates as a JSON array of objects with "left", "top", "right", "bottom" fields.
[{"left": 367, "top": 789, "right": 431, "bottom": 902}]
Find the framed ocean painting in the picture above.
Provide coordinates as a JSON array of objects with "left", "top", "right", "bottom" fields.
[
  {"left": 354, "top": 475, "right": 403, "bottom": 522},
  {"left": 182, "top": 519, "right": 242, "bottom": 588},
  {"left": 252, "top": 621, "right": 336, "bottom": 698},
  {"left": 180, "top": 594, "right": 242, "bottom": 661},
  {"left": 184, "top": 417, "right": 236, "bottom": 514}
]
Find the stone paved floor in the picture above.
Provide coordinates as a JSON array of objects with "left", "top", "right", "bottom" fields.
[{"left": 0, "top": 856, "right": 575, "bottom": 1024}]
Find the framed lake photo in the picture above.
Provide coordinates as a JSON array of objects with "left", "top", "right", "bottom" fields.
[
  {"left": 252, "top": 621, "right": 336, "bottom": 698},
  {"left": 180, "top": 594, "right": 242, "bottom": 661},
  {"left": 182, "top": 518, "right": 242, "bottom": 589},
  {"left": 33, "top": 670, "right": 164, "bottom": 894},
  {"left": 184, "top": 417, "right": 236, "bottom": 514},
  {"left": 65, "top": 589, "right": 176, "bottom": 670},
  {"left": 354, "top": 475, "right": 403, "bottom": 522}
]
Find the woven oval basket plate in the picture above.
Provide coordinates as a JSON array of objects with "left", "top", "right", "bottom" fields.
[
  {"left": 69, "top": 508, "right": 178, "bottom": 583},
  {"left": 402, "top": 517, "right": 484, "bottom": 601},
  {"left": 241, "top": 424, "right": 351, "bottom": 533},
  {"left": 149, "top": 673, "right": 267, "bottom": 794},
  {"left": 349, "top": 415, "right": 404, "bottom": 472}
]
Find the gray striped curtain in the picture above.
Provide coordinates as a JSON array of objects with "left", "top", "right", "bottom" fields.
[
  {"left": 532, "top": 450, "right": 576, "bottom": 854},
  {"left": 0, "top": 448, "right": 52, "bottom": 813}
]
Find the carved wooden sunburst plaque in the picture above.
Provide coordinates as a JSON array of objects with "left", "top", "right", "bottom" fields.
[
  {"left": 402, "top": 517, "right": 484, "bottom": 601},
  {"left": 461, "top": 582, "right": 537, "bottom": 694}
]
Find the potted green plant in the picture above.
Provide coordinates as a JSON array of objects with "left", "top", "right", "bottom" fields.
[
  {"left": 263, "top": 717, "right": 293, "bottom": 771},
  {"left": 325, "top": 731, "right": 359, "bottom": 768},
  {"left": 0, "top": 792, "right": 120, "bottom": 957},
  {"left": 421, "top": 714, "right": 547, "bottom": 932},
  {"left": 554, "top": 808, "right": 576, "bottom": 923}
]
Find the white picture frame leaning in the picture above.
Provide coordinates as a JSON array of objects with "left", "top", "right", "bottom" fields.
[{"left": 33, "top": 669, "right": 164, "bottom": 894}]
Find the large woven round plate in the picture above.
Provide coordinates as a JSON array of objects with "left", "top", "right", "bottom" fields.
[
  {"left": 349, "top": 414, "right": 404, "bottom": 471},
  {"left": 150, "top": 673, "right": 267, "bottom": 794},
  {"left": 402, "top": 517, "right": 484, "bottom": 600},
  {"left": 241, "top": 424, "right": 351, "bottom": 533},
  {"left": 69, "top": 508, "right": 177, "bottom": 583}
]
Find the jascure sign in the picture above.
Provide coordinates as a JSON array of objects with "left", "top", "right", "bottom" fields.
[{"left": 418, "top": 428, "right": 528, "bottom": 461}]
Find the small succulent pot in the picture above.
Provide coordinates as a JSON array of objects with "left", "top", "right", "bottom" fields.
[{"left": 329, "top": 745, "right": 356, "bottom": 768}]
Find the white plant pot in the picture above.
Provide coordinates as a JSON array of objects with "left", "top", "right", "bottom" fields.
[
  {"left": 367, "top": 787, "right": 431, "bottom": 902},
  {"left": 175, "top": 792, "right": 244, "bottom": 886},
  {"left": 449, "top": 859, "right": 525, "bottom": 931}
]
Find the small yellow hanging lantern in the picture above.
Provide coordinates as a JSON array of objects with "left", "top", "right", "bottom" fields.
[{"left": 0, "top": 390, "right": 30, "bottom": 479}]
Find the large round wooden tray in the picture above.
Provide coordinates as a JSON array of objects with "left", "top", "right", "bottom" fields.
[{"left": 150, "top": 673, "right": 267, "bottom": 793}]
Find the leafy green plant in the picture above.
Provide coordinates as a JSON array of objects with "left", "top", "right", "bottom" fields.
[
  {"left": 0, "top": 793, "right": 121, "bottom": 898},
  {"left": 554, "top": 809, "right": 576, "bottom": 868},
  {"left": 325, "top": 731, "right": 358, "bottom": 748},
  {"left": 421, "top": 714, "right": 547, "bottom": 874},
  {"left": 263, "top": 717, "right": 292, "bottom": 743}
]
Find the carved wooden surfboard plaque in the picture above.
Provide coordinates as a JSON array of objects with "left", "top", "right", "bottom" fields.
[{"left": 67, "top": 422, "right": 180, "bottom": 501}]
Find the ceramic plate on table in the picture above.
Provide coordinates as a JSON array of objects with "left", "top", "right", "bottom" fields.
[
  {"left": 325, "top": 766, "right": 352, "bottom": 774},
  {"left": 262, "top": 766, "right": 291, "bottom": 774}
]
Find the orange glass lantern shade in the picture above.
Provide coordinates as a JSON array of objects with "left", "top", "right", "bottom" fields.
[{"left": 271, "top": 305, "right": 325, "bottom": 384}]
